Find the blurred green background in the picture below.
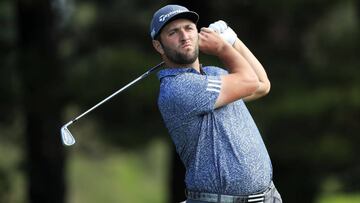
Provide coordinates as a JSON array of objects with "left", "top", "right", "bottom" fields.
[{"left": 0, "top": 0, "right": 359, "bottom": 202}]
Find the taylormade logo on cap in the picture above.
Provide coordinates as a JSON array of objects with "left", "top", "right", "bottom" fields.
[
  {"left": 159, "top": 9, "right": 186, "bottom": 22},
  {"left": 150, "top": 5, "right": 199, "bottom": 39}
]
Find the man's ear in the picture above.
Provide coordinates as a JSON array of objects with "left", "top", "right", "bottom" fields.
[{"left": 152, "top": 40, "right": 164, "bottom": 55}]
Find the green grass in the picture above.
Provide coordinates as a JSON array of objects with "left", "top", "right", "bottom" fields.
[
  {"left": 0, "top": 139, "right": 26, "bottom": 203},
  {"left": 67, "top": 139, "right": 170, "bottom": 203},
  {"left": 317, "top": 194, "right": 360, "bottom": 203}
]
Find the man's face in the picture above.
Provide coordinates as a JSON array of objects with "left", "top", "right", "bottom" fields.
[{"left": 158, "top": 19, "right": 199, "bottom": 65}]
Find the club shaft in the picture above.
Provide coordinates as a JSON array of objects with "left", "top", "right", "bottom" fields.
[{"left": 71, "top": 62, "right": 164, "bottom": 123}]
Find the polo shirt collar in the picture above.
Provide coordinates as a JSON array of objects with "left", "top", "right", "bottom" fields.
[{"left": 157, "top": 67, "right": 200, "bottom": 80}]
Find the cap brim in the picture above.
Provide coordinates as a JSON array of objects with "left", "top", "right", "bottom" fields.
[
  {"left": 167, "top": 11, "right": 199, "bottom": 25},
  {"left": 154, "top": 11, "right": 199, "bottom": 39}
]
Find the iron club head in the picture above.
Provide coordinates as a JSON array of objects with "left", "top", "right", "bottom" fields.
[{"left": 61, "top": 121, "right": 76, "bottom": 146}]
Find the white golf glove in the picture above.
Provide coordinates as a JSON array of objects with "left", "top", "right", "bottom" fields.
[{"left": 209, "top": 20, "right": 237, "bottom": 46}]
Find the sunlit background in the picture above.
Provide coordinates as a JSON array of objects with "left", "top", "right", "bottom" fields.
[{"left": 0, "top": 0, "right": 359, "bottom": 202}]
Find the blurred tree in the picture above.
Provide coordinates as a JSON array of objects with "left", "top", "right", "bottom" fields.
[
  {"left": 0, "top": 0, "right": 17, "bottom": 127},
  {"left": 16, "top": 0, "right": 67, "bottom": 202}
]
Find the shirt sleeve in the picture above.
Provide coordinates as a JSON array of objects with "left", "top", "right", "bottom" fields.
[{"left": 170, "top": 73, "right": 221, "bottom": 116}]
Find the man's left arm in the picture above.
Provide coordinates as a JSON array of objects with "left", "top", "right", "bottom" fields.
[
  {"left": 233, "top": 38, "right": 270, "bottom": 102},
  {"left": 209, "top": 21, "right": 270, "bottom": 102}
]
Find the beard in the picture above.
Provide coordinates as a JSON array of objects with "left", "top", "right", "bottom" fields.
[{"left": 160, "top": 40, "right": 199, "bottom": 65}]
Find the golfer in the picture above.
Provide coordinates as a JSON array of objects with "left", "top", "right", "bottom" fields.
[{"left": 150, "top": 4, "right": 282, "bottom": 203}]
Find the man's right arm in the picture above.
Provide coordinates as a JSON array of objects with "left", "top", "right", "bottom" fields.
[{"left": 199, "top": 28, "right": 259, "bottom": 108}]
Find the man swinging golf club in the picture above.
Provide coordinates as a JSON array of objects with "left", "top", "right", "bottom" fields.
[{"left": 150, "top": 4, "right": 282, "bottom": 203}]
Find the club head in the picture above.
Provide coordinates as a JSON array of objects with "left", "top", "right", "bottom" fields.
[{"left": 61, "top": 122, "right": 76, "bottom": 146}]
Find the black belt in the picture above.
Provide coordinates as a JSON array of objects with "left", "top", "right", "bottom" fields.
[{"left": 185, "top": 183, "right": 273, "bottom": 203}]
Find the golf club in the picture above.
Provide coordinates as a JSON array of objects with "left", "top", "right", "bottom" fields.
[{"left": 61, "top": 61, "right": 164, "bottom": 146}]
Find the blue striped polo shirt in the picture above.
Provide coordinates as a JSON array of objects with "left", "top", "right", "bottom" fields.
[{"left": 157, "top": 66, "right": 272, "bottom": 195}]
